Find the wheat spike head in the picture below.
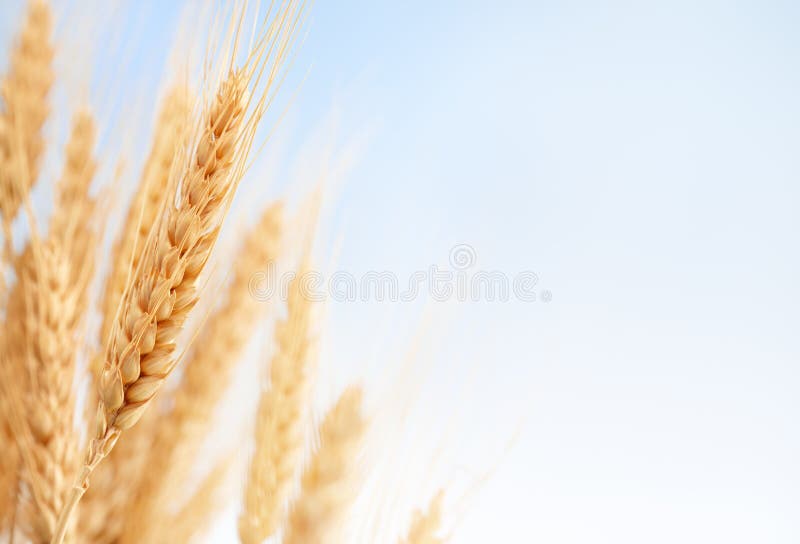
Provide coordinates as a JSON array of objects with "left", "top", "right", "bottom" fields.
[
  {"left": 284, "top": 386, "right": 368, "bottom": 544},
  {"left": 239, "top": 259, "right": 314, "bottom": 544},
  {"left": 17, "top": 240, "right": 80, "bottom": 543},
  {"left": 0, "top": 0, "right": 53, "bottom": 225},
  {"left": 118, "top": 201, "right": 284, "bottom": 542},
  {"left": 95, "top": 67, "right": 251, "bottom": 459},
  {"left": 400, "top": 491, "right": 446, "bottom": 544},
  {"left": 50, "top": 3, "right": 304, "bottom": 542}
]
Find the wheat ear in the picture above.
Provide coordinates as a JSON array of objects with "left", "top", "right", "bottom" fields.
[
  {"left": 239, "top": 259, "right": 315, "bottom": 544},
  {"left": 15, "top": 240, "right": 81, "bottom": 543},
  {"left": 52, "top": 3, "right": 301, "bottom": 540},
  {"left": 78, "top": 91, "right": 191, "bottom": 544},
  {"left": 0, "top": 0, "right": 54, "bottom": 230},
  {"left": 122, "top": 202, "right": 283, "bottom": 542},
  {"left": 52, "top": 59, "right": 280, "bottom": 544},
  {"left": 50, "top": 110, "right": 98, "bottom": 296},
  {"left": 283, "top": 386, "right": 368, "bottom": 544},
  {"left": 162, "top": 457, "right": 233, "bottom": 543},
  {"left": 50, "top": 110, "right": 97, "bottom": 243},
  {"left": 400, "top": 492, "right": 446, "bottom": 544},
  {"left": 51, "top": 69, "right": 252, "bottom": 544}
]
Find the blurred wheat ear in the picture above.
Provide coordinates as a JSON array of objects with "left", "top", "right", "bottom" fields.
[
  {"left": 0, "top": 0, "right": 53, "bottom": 239},
  {"left": 239, "top": 258, "right": 315, "bottom": 544},
  {"left": 399, "top": 491, "right": 446, "bottom": 544},
  {"left": 283, "top": 386, "right": 368, "bottom": 544}
]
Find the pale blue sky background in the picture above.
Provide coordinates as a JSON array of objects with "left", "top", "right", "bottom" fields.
[{"left": 2, "top": 1, "right": 800, "bottom": 542}]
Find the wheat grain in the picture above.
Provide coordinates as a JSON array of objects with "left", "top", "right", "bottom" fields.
[
  {"left": 239, "top": 259, "right": 314, "bottom": 544},
  {"left": 0, "top": 0, "right": 54, "bottom": 230},
  {"left": 283, "top": 386, "right": 368, "bottom": 544},
  {"left": 122, "top": 202, "right": 283, "bottom": 542}
]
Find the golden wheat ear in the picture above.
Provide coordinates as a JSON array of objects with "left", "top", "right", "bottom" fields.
[
  {"left": 87, "top": 66, "right": 251, "bottom": 520},
  {"left": 399, "top": 491, "right": 446, "bottom": 544},
  {"left": 51, "top": 109, "right": 99, "bottom": 299},
  {"left": 0, "top": 0, "right": 54, "bottom": 236},
  {"left": 14, "top": 239, "right": 82, "bottom": 543},
  {"left": 51, "top": 3, "right": 303, "bottom": 542},
  {"left": 120, "top": 201, "right": 283, "bottom": 543},
  {"left": 283, "top": 386, "right": 368, "bottom": 544},
  {"left": 78, "top": 86, "right": 191, "bottom": 542},
  {"left": 5, "top": 105, "right": 96, "bottom": 543},
  {"left": 239, "top": 258, "right": 315, "bottom": 544},
  {"left": 78, "top": 89, "right": 192, "bottom": 544}
]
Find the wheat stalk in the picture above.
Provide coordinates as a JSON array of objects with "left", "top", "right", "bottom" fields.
[
  {"left": 239, "top": 259, "right": 314, "bottom": 544},
  {"left": 0, "top": 0, "right": 53, "bottom": 232},
  {"left": 122, "top": 202, "right": 283, "bottom": 542},
  {"left": 283, "top": 386, "right": 368, "bottom": 544}
]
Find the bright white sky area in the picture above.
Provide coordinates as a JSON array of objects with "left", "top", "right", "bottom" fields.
[{"left": 2, "top": 1, "right": 799, "bottom": 542}]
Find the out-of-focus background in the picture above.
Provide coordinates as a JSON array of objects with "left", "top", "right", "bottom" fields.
[{"left": 2, "top": 1, "right": 799, "bottom": 542}]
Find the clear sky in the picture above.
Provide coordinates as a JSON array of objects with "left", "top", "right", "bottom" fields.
[{"left": 2, "top": 1, "right": 799, "bottom": 542}]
